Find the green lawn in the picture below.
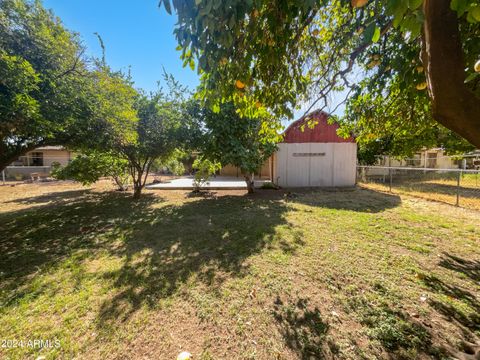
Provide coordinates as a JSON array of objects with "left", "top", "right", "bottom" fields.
[{"left": 0, "top": 183, "right": 479, "bottom": 359}]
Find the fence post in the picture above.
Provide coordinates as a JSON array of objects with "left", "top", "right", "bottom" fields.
[
  {"left": 455, "top": 170, "right": 461, "bottom": 207},
  {"left": 2, "top": 170, "right": 5, "bottom": 185},
  {"left": 389, "top": 167, "right": 392, "bottom": 192}
]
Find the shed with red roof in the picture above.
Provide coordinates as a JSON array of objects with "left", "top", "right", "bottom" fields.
[{"left": 273, "top": 110, "right": 357, "bottom": 187}]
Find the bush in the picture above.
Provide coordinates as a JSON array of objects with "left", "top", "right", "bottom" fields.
[
  {"left": 52, "top": 151, "right": 130, "bottom": 190},
  {"left": 192, "top": 158, "right": 221, "bottom": 191}
]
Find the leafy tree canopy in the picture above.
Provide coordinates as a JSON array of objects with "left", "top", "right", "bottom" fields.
[
  {"left": 160, "top": 0, "right": 480, "bottom": 149},
  {"left": 198, "top": 102, "right": 281, "bottom": 193},
  {"left": 97, "top": 73, "right": 190, "bottom": 198},
  {"left": 0, "top": 0, "right": 96, "bottom": 170}
]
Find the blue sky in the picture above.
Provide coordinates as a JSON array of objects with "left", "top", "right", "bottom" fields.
[
  {"left": 42, "top": 0, "right": 346, "bottom": 123},
  {"left": 43, "top": 0, "right": 199, "bottom": 93}
]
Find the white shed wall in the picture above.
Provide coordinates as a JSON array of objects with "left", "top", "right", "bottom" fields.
[{"left": 275, "top": 142, "right": 357, "bottom": 187}]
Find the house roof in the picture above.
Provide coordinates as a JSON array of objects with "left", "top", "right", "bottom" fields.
[
  {"left": 35, "top": 146, "right": 66, "bottom": 151},
  {"left": 282, "top": 110, "right": 355, "bottom": 143}
]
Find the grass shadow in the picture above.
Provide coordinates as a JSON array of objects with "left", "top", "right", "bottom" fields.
[
  {"left": 0, "top": 191, "right": 159, "bottom": 304},
  {"left": 421, "top": 273, "right": 480, "bottom": 333},
  {"left": 3, "top": 188, "right": 93, "bottom": 205},
  {"left": 96, "top": 193, "right": 291, "bottom": 325},
  {"left": 272, "top": 296, "right": 333, "bottom": 359},
  {"left": 439, "top": 253, "right": 480, "bottom": 283},
  {"left": 289, "top": 187, "right": 402, "bottom": 213}
]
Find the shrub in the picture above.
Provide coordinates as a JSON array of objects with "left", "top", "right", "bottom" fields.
[
  {"left": 52, "top": 151, "right": 130, "bottom": 190},
  {"left": 192, "top": 158, "right": 221, "bottom": 191}
]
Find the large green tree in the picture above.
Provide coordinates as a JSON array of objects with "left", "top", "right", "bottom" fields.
[
  {"left": 124, "top": 85, "right": 186, "bottom": 198},
  {"left": 160, "top": 0, "right": 480, "bottom": 148},
  {"left": 198, "top": 103, "right": 280, "bottom": 193},
  {"left": 50, "top": 70, "right": 189, "bottom": 198},
  {"left": 0, "top": 0, "right": 95, "bottom": 171}
]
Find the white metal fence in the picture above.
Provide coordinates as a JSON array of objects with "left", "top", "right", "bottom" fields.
[{"left": 357, "top": 166, "right": 480, "bottom": 210}]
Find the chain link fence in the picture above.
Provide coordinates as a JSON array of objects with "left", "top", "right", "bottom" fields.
[{"left": 357, "top": 166, "right": 480, "bottom": 211}]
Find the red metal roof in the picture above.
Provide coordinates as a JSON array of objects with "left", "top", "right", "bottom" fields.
[{"left": 282, "top": 110, "right": 355, "bottom": 143}]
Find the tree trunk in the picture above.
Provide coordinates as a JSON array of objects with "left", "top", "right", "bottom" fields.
[
  {"left": 245, "top": 173, "right": 255, "bottom": 194},
  {"left": 133, "top": 185, "right": 142, "bottom": 199},
  {"left": 113, "top": 176, "right": 128, "bottom": 191},
  {"left": 132, "top": 170, "right": 143, "bottom": 199},
  {"left": 422, "top": 0, "right": 480, "bottom": 148}
]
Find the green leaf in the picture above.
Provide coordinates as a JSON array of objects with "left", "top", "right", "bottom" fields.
[
  {"left": 467, "top": 10, "right": 476, "bottom": 23},
  {"left": 363, "top": 23, "right": 376, "bottom": 43},
  {"left": 451, "top": 0, "right": 468, "bottom": 16},
  {"left": 372, "top": 26, "right": 381, "bottom": 43},
  {"left": 213, "top": 0, "right": 222, "bottom": 10},
  {"left": 464, "top": 72, "right": 479, "bottom": 83},
  {"left": 408, "top": 0, "right": 422, "bottom": 10},
  {"left": 401, "top": 15, "right": 422, "bottom": 39},
  {"left": 199, "top": 0, "right": 213, "bottom": 16},
  {"left": 161, "top": 0, "right": 172, "bottom": 15},
  {"left": 387, "top": 0, "right": 409, "bottom": 27},
  {"left": 471, "top": 6, "right": 480, "bottom": 22}
]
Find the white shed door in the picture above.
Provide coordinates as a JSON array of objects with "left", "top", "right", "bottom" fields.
[
  {"left": 275, "top": 142, "right": 356, "bottom": 187},
  {"left": 309, "top": 143, "right": 334, "bottom": 186},
  {"left": 286, "top": 143, "right": 310, "bottom": 187}
]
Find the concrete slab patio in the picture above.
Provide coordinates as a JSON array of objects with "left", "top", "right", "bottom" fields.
[{"left": 146, "top": 176, "right": 270, "bottom": 190}]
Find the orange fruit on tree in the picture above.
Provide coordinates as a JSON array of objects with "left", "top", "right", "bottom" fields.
[
  {"left": 235, "top": 80, "right": 246, "bottom": 89},
  {"left": 475, "top": 59, "right": 480, "bottom": 73},
  {"left": 416, "top": 82, "right": 427, "bottom": 90},
  {"left": 352, "top": 0, "right": 368, "bottom": 8}
]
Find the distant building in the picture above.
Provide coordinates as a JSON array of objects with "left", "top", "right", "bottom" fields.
[
  {"left": 5, "top": 146, "right": 74, "bottom": 180},
  {"left": 376, "top": 149, "right": 480, "bottom": 170}
]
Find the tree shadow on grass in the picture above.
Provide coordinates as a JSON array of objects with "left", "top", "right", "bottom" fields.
[
  {"left": 411, "top": 256, "right": 480, "bottom": 358},
  {"left": 95, "top": 193, "right": 293, "bottom": 325},
  {"left": 439, "top": 253, "right": 480, "bottom": 283},
  {"left": 288, "top": 187, "right": 402, "bottom": 213},
  {"left": 3, "top": 188, "right": 94, "bottom": 205},
  {"left": 0, "top": 188, "right": 295, "bottom": 321},
  {"left": 93, "top": 188, "right": 402, "bottom": 324},
  {"left": 420, "top": 273, "right": 480, "bottom": 334},
  {"left": 272, "top": 296, "right": 335, "bottom": 359},
  {"left": 0, "top": 186, "right": 405, "bottom": 355},
  {"left": 0, "top": 191, "right": 160, "bottom": 304}
]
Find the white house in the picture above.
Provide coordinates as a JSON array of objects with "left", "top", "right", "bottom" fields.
[{"left": 5, "top": 146, "right": 74, "bottom": 180}]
